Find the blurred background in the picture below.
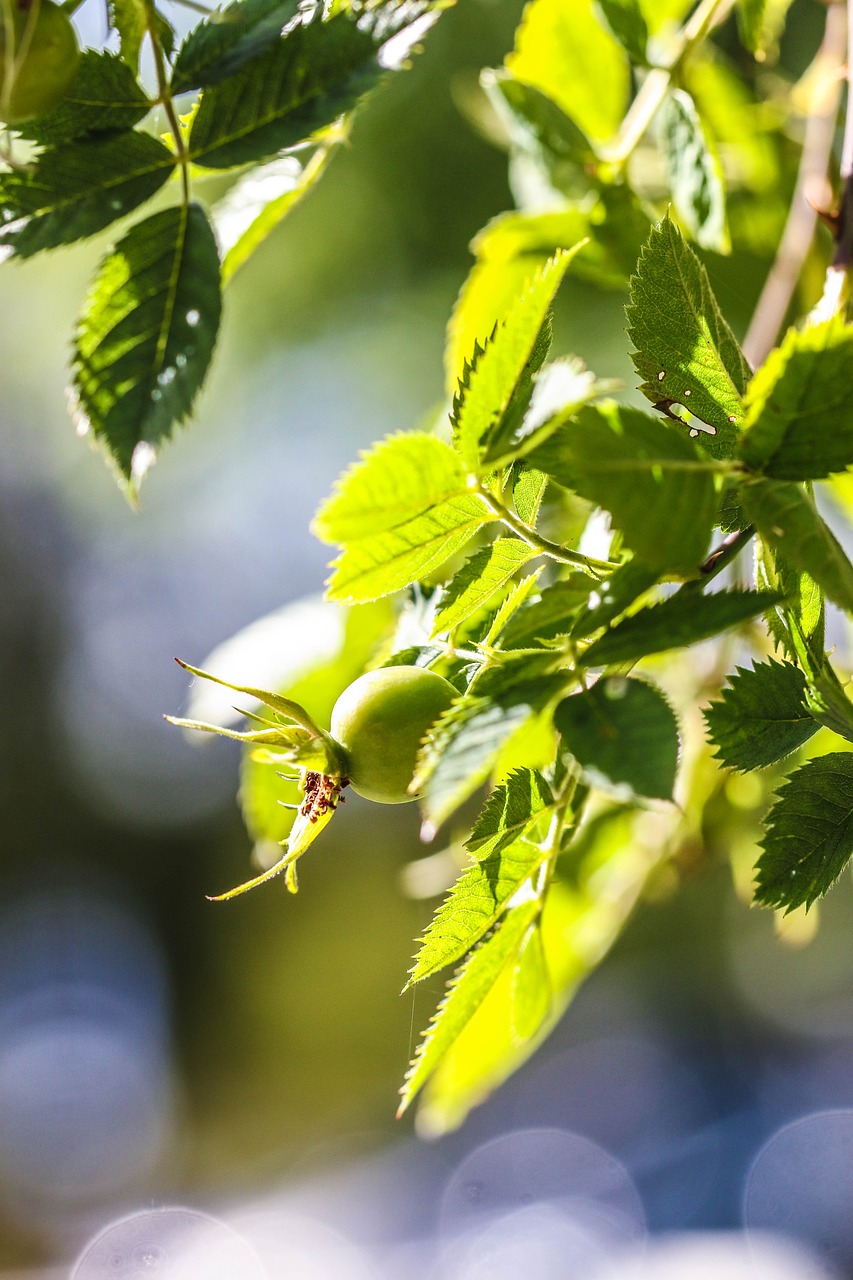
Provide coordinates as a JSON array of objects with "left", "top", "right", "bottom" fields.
[{"left": 5, "top": 0, "right": 853, "bottom": 1274}]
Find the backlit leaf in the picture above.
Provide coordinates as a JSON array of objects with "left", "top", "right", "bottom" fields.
[
  {"left": 743, "top": 479, "right": 853, "bottom": 613},
  {"left": 171, "top": 0, "right": 301, "bottom": 93},
  {"left": 432, "top": 539, "right": 536, "bottom": 635},
  {"left": 72, "top": 203, "right": 222, "bottom": 490},
  {"left": 704, "top": 659, "right": 816, "bottom": 772},
  {"left": 627, "top": 215, "right": 751, "bottom": 456},
  {"left": 658, "top": 88, "right": 729, "bottom": 253},
  {"left": 14, "top": 50, "right": 151, "bottom": 144}
]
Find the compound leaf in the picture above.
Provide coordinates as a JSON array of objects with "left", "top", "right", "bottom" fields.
[
  {"left": 72, "top": 203, "right": 222, "bottom": 491},
  {"left": 740, "top": 319, "right": 853, "bottom": 481},
  {"left": 627, "top": 214, "right": 751, "bottom": 456},
  {"left": 528, "top": 402, "right": 718, "bottom": 574},
  {"left": 14, "top": 50, "right": 151, "bottom": 144},
  {"left": 555, "top": 676, "right": 678, "bottom": 800},
  {"left": 432, "top": 539, "right": 536, "bottom": 636},
  {"left": 659, "top": 88, "right": 728, "bottom": 254},
  {"left": 398, "top": 899, "right": 539, "bottom": 1114},
  {"left": 580, "top": 588, "right": 779, "bottom": 667},
  {"left": 704, "top": 658, "right": 816, "bottom": 772},
  {"left": 743, "top": 479, "right": 853, "bottom": 613},
  {"left": 0, "top": 131, "right": 175, "bottom": 259},
  {"left": 171, "top": 0, "right": 301, "bottom": 93},
  {"left": 755, "top": 754, "right": 853, "bottom": 911}
]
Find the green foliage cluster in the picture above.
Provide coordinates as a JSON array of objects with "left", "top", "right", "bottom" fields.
[
  {"left": 13, "top": 0, "right": 853, "bottom": 1133},
  {"left": 0, "top": 0, "right": 446, "bottom": 491}
]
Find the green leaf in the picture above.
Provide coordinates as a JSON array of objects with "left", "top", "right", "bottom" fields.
[
  {"left": 739, "top": 319, "right": 853, "bottom": 481},
  {"left": 313, "top": 433, "right": 494, "bottom": 603},
  {"left": 500, "top": 576, "right": 592, "bottom": 648},
  {"left": 214, "top": 149, "right": 333, "bottom": 285},
  {"left": 0, "top": 132, "right": 176, "bottom": 259},
  {"left": 171, "top": 0, "right": 301, "bottom": 93},
  {"left": 14, "top": 50, "right": 152, "bottom": 145},
  {"left": 511, "top": 922, "right": 550, "bottom": 1041},
  {"left": 407, "top": 837, "right": 548, "bottom": 985},
  {"left": 743, "top": 479, "right": 853, "bottom": 613},
  {"left": 579, "top": 588, "right": 779, "bottom": 667},
  {"left": 315, "top": 433, "right": 473, "bottom": 543},
  {"left": 415, "top": 676, "right": 564, "bottom": 828},
  {"left": 755, "top": 754, "right": 853, "bottom": 911},
  {"left": 72, "top": 203, "right": 222, "bottom": 490},
  {"left": 704, "top": 659, "right": 816, "bottom": 772},
  {"left": 482, "top": 569, "right": 544, "bottom": 647},
  {"left": 466, "top": 768, "right": 554, "bottom": 859},
  {"left": 324, "top": 498, "right": 492, "bottom": 603},
  {"left": 755, "top": 535, "right": 824, "bottom": 664},
  {"left": 555, "top": 676, "right": 679, "bottom": 800},
  {"left": 432, "top": 539, "right": 536, "bottom": 636},
  {"left": 485, "top": 356, "right": 620, "bottom": 471},
  {"left": 658, "top": 89, "right": 729, "bottom": 254},
  {"left": 452, "top": 248, "right": 579, "bottom": 471},
  {"left": 595, "top": 0, "right": 648, "bottom": 62},
  {"left": 803, "top": 661, "right": 853, "bottom": 746},
  {"left": 398, "top": 899, "right": 539, "bottom": 1114},
  {"left": 626, "top": 214, "right": 751, "bottom": 457},
  {"left": 189, "top": 2, "right": 439, "bottom": 169},
  {"left": 527, "top": 403, "right": 719, "bottom": 574},
  {"left": 482, "top": 70, "right": 595, "bottom": 192},
  {"left": 571, "top": 558, "right": 658, "bottom": 638},
  {"left": 506, "top": 0, "right": 629, "bottom": 142},
  {"left": 110, "top": 0, "right": 174, "bottom": 72}
]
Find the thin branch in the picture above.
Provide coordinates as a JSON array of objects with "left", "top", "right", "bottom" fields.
[{"left": 743, "top": 1, "right": 847, "bottom": 367}]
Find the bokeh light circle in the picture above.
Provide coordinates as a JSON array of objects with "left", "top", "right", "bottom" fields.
[{"left": 72, "top": 1208, "right": 266, "bottom": 1279}]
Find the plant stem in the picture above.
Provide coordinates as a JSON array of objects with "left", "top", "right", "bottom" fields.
[
  {"left": 605, "top": 0, "right": 737, "bottom": 167},
  {"left": 476, "top": 488, "right": 617, "bottom": 575},
  {"left": 743, "top": 1, "right": 847, "bottom": 366},
  {"left": 145, "top": 0, "right": 190, "bottom": 203}
]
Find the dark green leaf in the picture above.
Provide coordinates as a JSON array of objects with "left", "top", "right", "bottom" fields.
[
  {"left": 704, "top": 659, "right": 817, "bottom": 771},
  {"left": 595, "top": 0, "right": 648, "bottom": 62},
  {"left": 398, "top": 900, "right": 539, "bottom": 1114},
  {"left": 743, "top": 479, "right": 853, "bottom": 613},
  {"left": 500, "top": 576, "right": 592, "bottom": 647},
  {"left": 527, "top": 403, "right": 719, "bottom": 573},
  {"left": 432, "top": 539, "right": 536, "bottom": 636},
  {"left": 172, "top": 0, "right": 301, "bottom": 93},
  {"left": 755, "top": 754, "right": 853, "bottom": 911},
  {"left": 0, "top": 132, "right": 175, "bottom": 259},
  {"left": 555, "top": 676, "right": 679, "bottom": 800},
  {"left": 72, "top": 203, "right": 222, "bottom": 490},
  {"left": 190, "top": 2, "right": 439, "bottom": 169},
  {"left": 627, "top": 214, "right": 750, "bottom": 456},
  {"left": 579, "top": 589, "right": 780, "bottom": 667},
  {"left": 740, "top": 319, "right": 853, "bottom": 481},
  {"left": 571, "top": 558, "right": 658, "bottom": 638},
  {"left": 14, "top": 50, "right": 151, "bottom": 145},
  {"left": 658, "top": 88, "right": 728, "bottom": 253}
]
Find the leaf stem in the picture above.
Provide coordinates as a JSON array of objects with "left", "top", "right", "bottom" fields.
[
  {"left": 605, "top": 0, "right": 737, "bottom": 167},
  {"left": 679, "top": 523, "right": 755, "bottom": 592},
  {"left": 476, "top": 487, "right": 617, "bottom": 575},
  {"left": 145, "top": 1, "right": 190, "bottom": 203}
]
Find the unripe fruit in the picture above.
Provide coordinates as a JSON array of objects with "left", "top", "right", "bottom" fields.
[
  {"left": 330, "top": 666, "right": 456, "bottom": 804},
  {"left": 0, "top": 0, "right": 79, "bottom": 124}
]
